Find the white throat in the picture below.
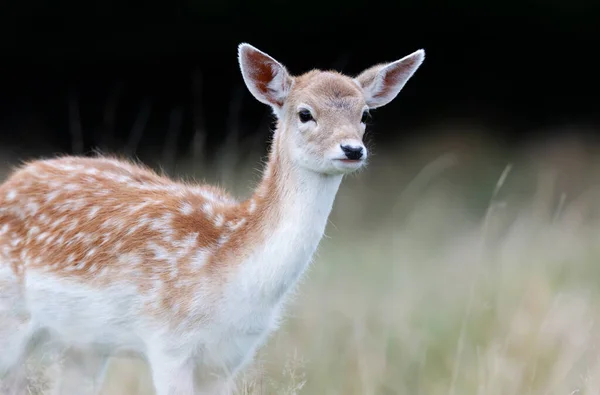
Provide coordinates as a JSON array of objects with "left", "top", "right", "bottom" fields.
[{"left": 229, "top": 156, "right": 343, "bottom": 307}]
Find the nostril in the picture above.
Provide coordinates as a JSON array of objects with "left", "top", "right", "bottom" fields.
[{"left": 340, "top": 144, "right": 364, "bottom": 160}]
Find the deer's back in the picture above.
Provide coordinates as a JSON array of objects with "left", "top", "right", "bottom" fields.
[{"left": 0, "top": 156, "right": 240, "bottom": 311}]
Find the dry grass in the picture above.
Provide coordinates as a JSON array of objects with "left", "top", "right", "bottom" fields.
[{"left": 5, "top": 130, "right": 600, "bottom": 394}]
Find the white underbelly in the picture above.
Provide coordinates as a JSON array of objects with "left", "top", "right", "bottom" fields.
[{"left": 24, "top": 272, "right": 145, "bottom": 352}]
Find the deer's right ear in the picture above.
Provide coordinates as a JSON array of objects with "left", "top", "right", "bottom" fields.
[{"left": 238, "top": 43, "right": 293, "bottom": 112}]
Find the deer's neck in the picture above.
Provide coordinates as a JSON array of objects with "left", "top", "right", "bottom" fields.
[{"left": 228, "top": 147, "right": 342, "bottom": 306}]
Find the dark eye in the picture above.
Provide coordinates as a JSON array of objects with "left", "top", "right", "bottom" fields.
[
  {"left": 361, "top": 110, "right": 371, "bottom": 124},
  {"left": 298, "top": 109, "right": 314, "bottom": 123}
]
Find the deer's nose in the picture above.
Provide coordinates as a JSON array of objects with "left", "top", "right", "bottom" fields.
[{"left": 340, "top": 144, "right": 364, "bottom": 160}]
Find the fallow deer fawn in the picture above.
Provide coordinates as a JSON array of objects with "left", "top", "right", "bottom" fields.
[{"left": 0, "top": 43, "right": 424, "bottom": 394}]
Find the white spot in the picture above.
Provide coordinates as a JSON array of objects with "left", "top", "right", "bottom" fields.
[
  {"left": 202, "top": 202, "right": 213, "bottom": 216},
  {"left": 25, "top": 200, "right": 39, "bottom": 214},
  {"left": 88, "top": 206, "right": 100, "bottom": 219},
  {"left": 102, "top": 217, "right": 120, "bottom": 229},
  {"left": 72, "top": 232, "right": 88, "bottom": 243},
  {"left": 6, "top": 190, "right": 17, "bottom": 201},
  {"left": 214, "top": 214, "right": 225, "bottom": 227},
  {"left": 180, "top": 202, "right": 194, "bottom": 215},
  {"left": 127, "top": 215, "right": 151, "bottom": 235},
  {"left": 190, "top": 248, "right": 210, "bottom": 270},
  {"left": 229, "top": 218, "right": 246, "bottom": 231},
  {"left": 118, "top": 253, "right": 142, "bottom": 267},
  {"left": 69, "top": 198, "right": 86, "bottom": 211},
  {"left": 199, "top": 189, "right": 220, "bottom": 203},
  {"left": 129, "top": 202, "right": 151, "bottom": 214},
  {"left": 104, "top": 173, "right": 130, "bottom": 183},
  {"left": 10, "top": 237, "right": 22, "bottom": 247},
  {"left": 58, "top": 164, "right": 80, "bottom": 172},
  {"left": 148, "top": 242, "right": 179, "bottom": 277},
  {"left": 64, "top": 184, "right": 79, "bottom": 191},
  {"left": 65, "top": 219, "right": 80, "bottom": 232},
  {"left": 217, "top": 234, "right": 229, "bottom": 246},
  {"left": 148, "top": 242, "right": 172, "bottom": 262},
  {"left": 151, "top": 279, "right": 163, "bottom": 293},
  {"left": 51, "top": 216, "right": 67, "bottom": 228},
  {"left": 161, "top": 213, "right": 174, "bottom": 224},
  {"left": 176, "top": 232, "right": 198, "bottom": 253},
  {"left": 248, "top": 199, "right": 257, "bottom": 213},
  {"left": 36, "top": 232, "right": 49, "bottom": 242},
  {"left": 64, "top": 264, "right": 77, "bottom": 272},
  {"left": 150, "top": 214, "right": 174, "bottom": 239},
  {"left": 55, "top": 202, "right": 70, "bottom": 213}
]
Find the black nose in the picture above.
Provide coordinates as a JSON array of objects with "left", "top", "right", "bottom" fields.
[{"left": 340, "top": 144, "right": 364, "bottom": 160}]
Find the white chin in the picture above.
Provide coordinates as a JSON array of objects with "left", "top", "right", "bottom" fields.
[{"left": 331, "top": 159, "right": 364, "bottom": 173}]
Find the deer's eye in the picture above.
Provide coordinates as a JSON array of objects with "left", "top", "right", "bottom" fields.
[
  {"left": 298, "top": 109, "right": 314, "bottom": 123},
  {"left": 361, "top": 110, "right": 371, "bottom": 124}
]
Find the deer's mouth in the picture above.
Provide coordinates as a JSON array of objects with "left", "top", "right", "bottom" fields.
[{"left": 332, "top": 158, "right": 365, "bottom": 171}]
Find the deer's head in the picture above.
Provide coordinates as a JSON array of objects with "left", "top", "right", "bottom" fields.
[{"left": 238, "top": 43, "right": 425, "bottom": 175}]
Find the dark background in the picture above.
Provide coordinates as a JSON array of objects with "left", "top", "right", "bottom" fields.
[{"left": 0, "top": 0, "right": 598, "bottom": 164}]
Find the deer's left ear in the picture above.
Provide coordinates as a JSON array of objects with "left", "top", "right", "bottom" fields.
[
  {"left": 238, "top": 43, "right": 294, "bottom": 113},
  {"left": 355, "top": 49, "right": 425, "bottom": 109}
]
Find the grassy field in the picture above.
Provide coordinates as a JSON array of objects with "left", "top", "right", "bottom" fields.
[{"left": 5, "top": 131, "right": 600, "bottom": 394}]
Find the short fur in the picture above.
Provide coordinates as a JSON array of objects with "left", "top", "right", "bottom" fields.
[{"left": 0, "top": 43, "right": 424, "bottom": 394}]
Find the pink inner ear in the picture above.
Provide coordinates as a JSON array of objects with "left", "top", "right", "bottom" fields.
[
  {"left": 373, "top": 57, "right": 420, "bottom": 100},
  {"left": 246, "top": 51, "right": 283, "bottom": 106}
]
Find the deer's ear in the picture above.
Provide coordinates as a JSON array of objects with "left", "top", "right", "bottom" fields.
[
  {"left": 238, "top": 43, "right": 293, "bottom": 111},
  {"left": 355, "top": 49, "right": 425, "bottom": 109}
]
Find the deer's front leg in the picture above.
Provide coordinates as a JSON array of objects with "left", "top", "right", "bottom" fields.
[
  {"left": 51, "top": 349, "right": 109, "bottom": 395},
  {"left": 147, "top": 349, "right": 196, "bottom": 395}
]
